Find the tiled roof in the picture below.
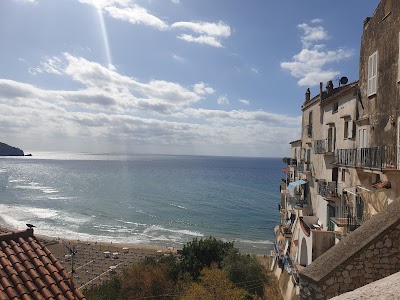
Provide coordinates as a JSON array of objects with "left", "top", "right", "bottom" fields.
[{"left": 0, "top": 229, "right": 86, "bottom": 300}]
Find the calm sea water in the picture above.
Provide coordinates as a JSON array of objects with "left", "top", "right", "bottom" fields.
[{"left": 0, "top": 152, "right": 284, "bottom": 254}]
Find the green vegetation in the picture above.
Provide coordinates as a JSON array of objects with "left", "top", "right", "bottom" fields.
[{"left": 84, "top": 237, "right": 274, "bottom": 300}]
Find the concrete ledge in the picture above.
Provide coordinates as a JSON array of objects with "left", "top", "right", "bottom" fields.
[{"left": 331, "top": 271, "right": 400, "bottom": 300}]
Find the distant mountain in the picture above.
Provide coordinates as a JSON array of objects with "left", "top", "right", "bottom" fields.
[{"left": 0, "top": 142, "right": 24, "bottom": 156}]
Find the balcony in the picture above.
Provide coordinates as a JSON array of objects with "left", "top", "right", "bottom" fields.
[
  {"left": 335, "top": 146, "right": 398, "bottom": 170},
  {"left": 287, "top": 193, "right": 310, "bottom": 210},
  {"left": 297, "top": 162, "right": 311, "bottom": 173},
  {"left": 314, "top": 140, "right": 327, "bottom": 154},
  {"left": 317, "top": 181, "right": 338, "bottom": 199}
]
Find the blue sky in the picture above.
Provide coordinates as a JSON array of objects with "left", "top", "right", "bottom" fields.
[{"left": 0, "top": 0, "right": 379, "bottom": 157}]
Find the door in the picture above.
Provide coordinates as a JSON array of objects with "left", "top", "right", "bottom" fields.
[
  {"left": 327, "top": 204, "right": 335, "bottom": 231},
  {"left": 327, "top": 126, "right": 336, "bottom": 152}
]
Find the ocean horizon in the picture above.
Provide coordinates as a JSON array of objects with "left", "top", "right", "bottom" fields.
[{"left": 0, "top": 152, "right": 284, "bottom": 254}]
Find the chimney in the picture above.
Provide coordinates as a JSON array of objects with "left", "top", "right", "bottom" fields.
[
  {"left": 305, "top": 88, "right": 311, "bottom": 102},
  {"left": 319, "top": 82, "right": 323, "bottom": 100},
  {"left": 363, "top": 17, "right": 371, "bottom": 29},
  {"left": 326, "top": 80, "right": 334, "bottom": 96}
]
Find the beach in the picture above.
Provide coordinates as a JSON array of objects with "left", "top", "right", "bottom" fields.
[{"left": 0, "top": 224, "right": 176, "bottom": 291}]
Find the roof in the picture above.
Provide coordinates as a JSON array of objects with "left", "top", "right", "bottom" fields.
[
  {"left": 302, "top": 81, "right": 359, "bottom": 110},
  {"left": 0, "top": 229, "right": 86, "bottom": 300},
  {"left": 319, "top": 81, "right": 358, "bottom": 107}
]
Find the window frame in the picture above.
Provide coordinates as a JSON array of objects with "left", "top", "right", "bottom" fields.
[
  {"left": 367, "top": 51, "right": 378, "bottom": 96},
  {"left": 333, "top": 102, "right": 339, "bottom": 113},
  {"left": 398, "top": 32, "right": 400, "bottom": 83}
]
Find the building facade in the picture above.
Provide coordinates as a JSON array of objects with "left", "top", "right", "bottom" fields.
[{"left": 272, "top": 1, "right": 400, "bottom": 298}]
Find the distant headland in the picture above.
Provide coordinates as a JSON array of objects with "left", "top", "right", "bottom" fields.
[{"left": 0, "top": 142, "right": 25, "bottom": 156}]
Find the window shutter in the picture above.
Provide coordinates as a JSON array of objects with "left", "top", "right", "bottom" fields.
[
  {"left": 368, "top": 52, "right": 378, "bottom": 96},
  {"left": 398, "top": 32, "right": 400, "bottom": 82},
  {"left": 348, "top": 120, "right": 354, "bottom": 139}
]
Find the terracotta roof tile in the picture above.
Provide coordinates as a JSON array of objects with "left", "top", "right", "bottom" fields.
[
  {"left": 21, "top": 294, "right": 32, "bottom": 300},
  {"left": 0, "top": 229, "right": 86, "bottom": 300}
]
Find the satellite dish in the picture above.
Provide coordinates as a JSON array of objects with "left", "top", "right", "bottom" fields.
[{"left": 339, "top": 77, "right": 348, "bottom": 85}]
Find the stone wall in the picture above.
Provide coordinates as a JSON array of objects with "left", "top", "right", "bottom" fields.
[{"left": 298, "top": 199, "right": 400, "bottom": 299}]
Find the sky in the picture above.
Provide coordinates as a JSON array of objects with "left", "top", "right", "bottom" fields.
[{"left": 0, "top": 0, "right": 379, "bottom": 157}]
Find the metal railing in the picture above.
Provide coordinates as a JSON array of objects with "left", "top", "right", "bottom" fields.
[
  {"left": 335, "top": 146, "right": 398, "bottom": 169},
  {"left": 317, "top": 181, "right": 338, "bottom": 198},
  {"left": 314, "top": 140, "right": 327, "bottom": 154},
  {"left": 297, "top": 162, "right": 311, "bottom": 173}
]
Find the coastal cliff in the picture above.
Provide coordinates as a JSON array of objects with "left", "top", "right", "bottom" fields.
[{"left": 0, "top": 142, "right": 24, "bottom": 156}]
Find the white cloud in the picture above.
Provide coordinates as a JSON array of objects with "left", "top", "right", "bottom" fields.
[
  {"left": 13, "top": 0, "right": 37, "bottom": 3},
  {"left": 193, "top": 82, "right": 214, "bottom": 95},
  {"left": 172, "top": 54, "right": 185, "bottom": 63},
  {"left": 1, "top": 54, "right": 301, "bottom": 156},
  {"left": 280, "top": 20, "right": 354, "bottom": 86},
  {"left": 171, "top": 21, "right": 231, "bottom": 38},
  {"left": 239, "top": 99, "right": 250, "bottom": 105},
  {"left": 172, "top": 21, "right": 231, "bottom": 48},
  {"left": 105, "top": 5, "right": 168, "bottom": 30},
  {"left": 217, "top": 95, "right": 229, "bottom": 105},
  {"left": 250, "top": 67, "right": 259, "bottom": 74},
  {"left": 78, "top": 1, "right": 231, "bottom": 47},
  {"left": 298, "top": 22, "right": 329, "bottom": 48},
  {"left": 311, "top": 18, "right": 323, "bottom": 24},
  {"left": 29, "top": 57, "right": 63, "bottom": 76},
  {"left": 177, "top": 34, "right": 223, "bottom": 48}
]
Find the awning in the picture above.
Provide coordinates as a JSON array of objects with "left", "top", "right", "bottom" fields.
[{"left": 288, "top": 180, "right": 307, "bottom": 196}]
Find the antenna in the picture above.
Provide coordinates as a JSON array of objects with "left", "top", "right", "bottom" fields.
[{"left": 63, "top": 243, "right": 77, "bottom": 284}]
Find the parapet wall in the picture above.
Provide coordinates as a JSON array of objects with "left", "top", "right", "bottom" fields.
[{"left": 299, "top": 199, "right": 400, "bottom": 299}]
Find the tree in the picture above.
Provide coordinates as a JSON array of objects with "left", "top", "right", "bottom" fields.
[
  {"left": 84, "top": 276, "right": 123, "bottom": 300},
  {"left": 180, "top": 267, "right": 246, "bottom": 300},
  {"left": 178, "top": 237, "right": 236, "bottom": 280},
  {"left": 121, "top": 262, "right": 174, "bottom": 300},
  {"left": 222, "top": 250, "right": 270, "bottom": 298}
]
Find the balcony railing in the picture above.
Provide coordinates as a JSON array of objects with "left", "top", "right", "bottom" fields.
[
  {"left": 317, "top": 181, "right": 338, "bottom": 198},
  {"left": 314, "top": 140, "right": 326, "bottom": 154},
  {"left": 335, "top": 146, "right": 398, "bottom": 170},
  {"left": 297, "top": 162, "right": 311, "bottom": 173}
]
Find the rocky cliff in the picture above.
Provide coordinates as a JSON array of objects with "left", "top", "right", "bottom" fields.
[{"left": 0, "top": 142, "right": 24, "bottom": 156}]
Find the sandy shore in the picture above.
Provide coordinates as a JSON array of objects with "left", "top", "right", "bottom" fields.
[{"left": 0, "top": 225, "right": 176, "bottom": 291}]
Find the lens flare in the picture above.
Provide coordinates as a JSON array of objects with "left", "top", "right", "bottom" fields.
[{"left": 97, "top": 7, "right": 114, "bottom": 70}]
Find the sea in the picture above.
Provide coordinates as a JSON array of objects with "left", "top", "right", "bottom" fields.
[{"left": 0, "top": 152, "right": 284, "bottom": 255}]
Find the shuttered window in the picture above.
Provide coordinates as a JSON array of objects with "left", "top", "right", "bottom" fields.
[
  {"left": 398, "top": 32, "right": 400, "bottom": 82},
  {"left": 368, "top": 51, "right": 378, "bottom": 96}
]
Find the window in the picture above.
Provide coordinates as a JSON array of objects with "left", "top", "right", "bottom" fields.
[
  {"left": 307, "top": 111, "right": 313, "bottom": 137},
  {"left": 341, "top": 169, "right": 346, "bottom": 182},
  {"left": 368, "top": 51, "right": 378, "bottom": 96},
  {"left": 398, "top": 32, "right": 400, "bottom": 82},
  {"left": 358, "top": 127, "right": 368, "bottom": 148},
  {"left": 333, "top": 102, "right": 338, "bottom": 113},
  {"left": 327, "top": 126, "right": 336, "bottom": 152},
  {"left": 344, "top": 119, "right": 354, "bottom": 139}
]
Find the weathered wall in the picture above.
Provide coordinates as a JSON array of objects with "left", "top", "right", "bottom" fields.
[
  {"left": 298, "top": 199, "right": 400, "bottom": 299},
  {"left": 358, "top": 0, "right": 400, "bottom": 148},
  {"left": 312, "top": 231, "right": 335, "bottom": 261}
]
